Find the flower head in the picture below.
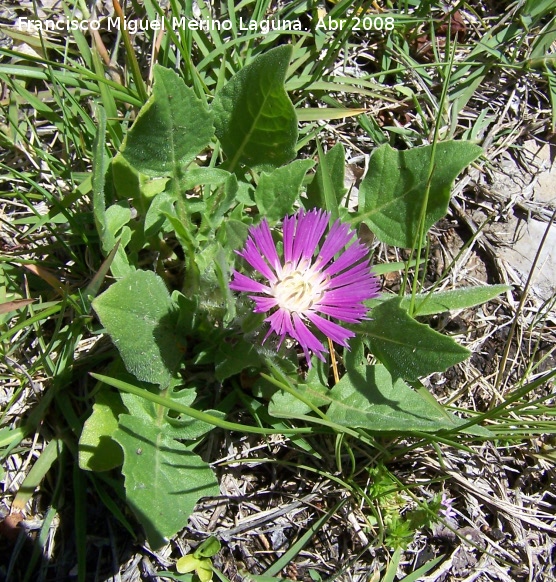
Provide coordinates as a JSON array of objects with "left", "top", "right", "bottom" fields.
[
  {"left": 230, "top": 208, "right": 380, "bottom": 364},
  {"left": 439, "top": 492, "right": 457, "bottom": 522}
]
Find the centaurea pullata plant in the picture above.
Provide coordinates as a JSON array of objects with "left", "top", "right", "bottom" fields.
[
  {"left": 82, "top": 48, "right": 503, "bottom": 556},
  {"left": 230, "top": 208, "right": 380, "bottom": 365}
]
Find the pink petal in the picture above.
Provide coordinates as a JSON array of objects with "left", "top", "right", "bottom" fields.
[
  {"left": 323, "top": 242, "right": 369, "bottom": 278},
  {"left": 229, "top": 271, "right": 271, "bottom": 294},
  {"left": 251, "top": 295, "right": 279, "bottom": 313},
  {"left": 291, "top": 313, "right": 326, "bottom": 362},
  {"left": 240, "top": 237, "right": 276, "bottom": 282},
  {"left": 251, "top": 220, "right": 281, "bottom": 273},
  {"left": 316, "top": 220, "right": 353, "bottom": 267},
  {"left": 315, "top": 304, "right": 368, "bottom": 323}
]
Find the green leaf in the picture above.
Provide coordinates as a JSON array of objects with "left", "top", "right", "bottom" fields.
[
  {"left": 176, "top": 555, "right": 201, "bottom": 574},
  {"left": 215, "top": 337, "right": 263, "bottom": 381},
  {"left": 194, "top": 536, "right": 221, "bottom": 558},
  {"left": 92, "top": 271, "right": 184, "bottom": 385},
  {"left": 327, "top": 365, "right": 470, "bottom": 432},
  {"left": 13, "top": 438, "right": 62, "bottom": 511},
  {"left": 78, "top": 389, "right": 125, "bottom": 472},
  {"left": 372, "top": 261, "right": 417, "bottom": 275},
  {"left": 269, "top": 382, "right": 329, "bottom": 419},
  {"left": 180, "top": 167, "right": 231, "bottom": 190},
  {"left": 92, "top": 106, "right": 110, "bottom": 252},
  {"left": 213, "top": 245, "right": 236, "bottom": 325},
  {"left": 105, "top": 202, "right": 131, "bottom": 238},
  {"left": 358, "top": 141, "right": 482, "bottom": 248},
  {"left": 112, "top": 153, "right": 169, "bottom": 202},
  {"left": 255, "top": 159, "right": 315, "bottom": 221},
  {"left": 120, "top": 65, "right": 214, "bottom": 177},
  {"left": 213, "top": 46, "right": 298, "bottom": 170},
  {"left": 144, "top": 191, "right": 175, "bottom": 237},
  {"left": 315, "top": 139, "right": 340, "bottom": 221},
  {"left": 113, "top": 415, "right": 219, "bottom": 549},
  {"left": 266, "top": 365, "right": 481, "bottom": 434},
  {"left": 94, "top": 148, "right": 135, "bottom": 278},
  {"left": 197, "top": 562, "right": 214, "bottom": 582},
  {"left": 522, "top": 0, "right": 555, "bottom": 19},
  {"left": 399, "top": 285, "right": 511, "bottom": 316},
  {"left": 544, "top": 63, "right": 556, "bottom": 133},
  {"left": 107, "top": 227, "right": 134, "bottom": 280},
  {"left": 204, "top": 174, "right": 239, "bottom": 229},
  {"left": 306, "top": 143, "right": 346, "bottom": 210},
  {"left": 223, "top": 218, "right": 249, "bottom": 249},
  {"left": 363, "top": 297, "right": 469, "bottom": 381}
]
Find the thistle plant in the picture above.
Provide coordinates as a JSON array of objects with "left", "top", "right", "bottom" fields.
[{"left": 81, "top": 46, "right": 506, "bottom": 552}]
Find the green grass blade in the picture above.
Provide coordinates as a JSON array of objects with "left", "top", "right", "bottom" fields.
[{"left": 264, "top": 499, "right": 347, "bottom": 576}]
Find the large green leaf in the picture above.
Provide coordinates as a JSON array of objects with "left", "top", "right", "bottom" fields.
[
  {"left": 363, "top": 297, "right": 469, "bottom": 381},
  {"left": 114, "top": 415, "right": 219, "bottom": 549},
  {"left": 268, "top": 366, "right": 485, "bottom": 434},
  {"left": 254, "top": 159, "right": 315, "bottom": 221},
  {"left": 212, "top": 46, "right": 298, "bottom": 170},
  {"left": 92, "top": 271, "right": 183, "bottom": 385},
  {"left": 119, "top": 65, "right": 214, "bottom": 177},
  {"left": 305, "top": 142, "right": 346, "bottom": 210},
  {"left": 399, "top": 284, "right": 511, "bottom": 316},
  {"left": 358, "top": 141, "right": 482, "bottom": 247},
  {"left": 326, "top": 365, "right": 467, "bottom": 431}
]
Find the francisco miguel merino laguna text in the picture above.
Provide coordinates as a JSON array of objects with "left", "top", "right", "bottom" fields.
[{"left": 19, "top": 16, "right": 304, "bottom": 34}]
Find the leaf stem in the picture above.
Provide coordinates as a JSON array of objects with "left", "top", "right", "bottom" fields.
[{"left": 328, "top": 337, "right": 340, "bottom": 385}]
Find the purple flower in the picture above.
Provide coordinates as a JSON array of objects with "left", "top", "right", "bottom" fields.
[
  {"left": 439, "top": 492, "right": 457, "bottom": 521},
  {"left": 229, "top": 208, "right": 380, "bottom": 364}
]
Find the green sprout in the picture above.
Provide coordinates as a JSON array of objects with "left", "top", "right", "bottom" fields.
[{"left": 176, "top": 537, "right": 221, "bottom": 582}]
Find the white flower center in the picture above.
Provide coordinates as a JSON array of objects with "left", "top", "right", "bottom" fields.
[{"left": 272, "top": 265, "right": 324, "bottom": 313}]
